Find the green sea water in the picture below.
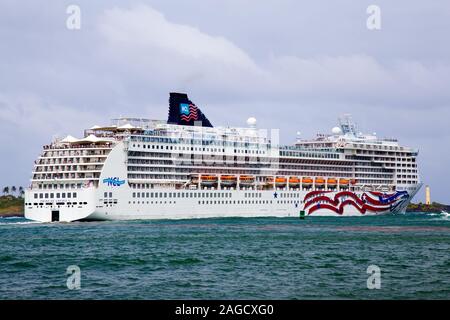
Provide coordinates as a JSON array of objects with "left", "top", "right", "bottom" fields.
[{"left": 0, "top": 213, "right": 449, "bottom": 299}]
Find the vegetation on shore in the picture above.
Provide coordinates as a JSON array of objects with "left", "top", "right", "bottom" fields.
[
  {"left": 406, "top": 202, "right": 449, "bottom": 213},
  {"left": 1, "top": 186, "right": 25, "bottom": 217},
  {"left": 0, "top": 196, "right": 24, "bottom": 217}
]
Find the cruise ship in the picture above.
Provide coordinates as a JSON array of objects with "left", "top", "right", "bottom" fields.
[{"left": 25, "top": 93, "right": 422, "bottom": 222}]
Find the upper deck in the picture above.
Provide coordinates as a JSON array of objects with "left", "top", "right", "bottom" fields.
[{"left": 28, "top": 93, "right": 420, "bottom": 193}]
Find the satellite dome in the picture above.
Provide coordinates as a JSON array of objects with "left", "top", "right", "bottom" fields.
[
  {"left": 332, "top": 127, "right": 342, "bottom": 135},
  {"left": 247, "top": 117, "right": 257, "bottom": 127}
]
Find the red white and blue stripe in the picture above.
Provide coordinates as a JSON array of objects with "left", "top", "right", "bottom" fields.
[
  {"left": 303, "top": 190, "right": 409, "bottom": 215},
  {"left": 180, "top": 103, "right": 199, "bottom": 122}
]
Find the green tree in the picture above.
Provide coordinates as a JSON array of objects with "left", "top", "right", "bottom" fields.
[
  {"left": 2, "top": 186, "right": 9, "bottom": 195},
  {"left": 11, "top": 186, "right": 16, "bottom": 196},
  {"left": 19, "top": 186, "right": 24, "bottom": 198}
]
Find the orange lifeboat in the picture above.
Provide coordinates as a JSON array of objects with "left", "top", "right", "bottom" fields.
[
  {"left": 350, "top": 179, "right": 357, "bottom": 185},
  {"left": 200, "top": 175, "right": 218, "bottom": 185},
  {"left": 339, "top": 178, "right": 349, "bottom": 185},
  {"left": 289, "top": 176, "right": 300, "bottom": 186},
  {"left": 275, "top": 176, "right": 287, "bottom": 186},
  {"left": 220, "top": 175, "right": 237, "bottom": 186},
  {"left": 239, "top": 175, "right": 255, "bottom": 185},
  {"left": 302, "top": 177, "right": 313, "bottom": 185},
  {"left": 315, "top": 177, "right": 325, "bottom": 186},
  {"left": 327, "top": 178, "right": 337, "bottom": 186}
]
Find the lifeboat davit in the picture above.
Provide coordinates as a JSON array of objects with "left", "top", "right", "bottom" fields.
[
  {"left": 239, "top": 175, "right": 255, "bottom": 185},
  {"left": 289, "top": 176, "right": 300, "bottom": 186},
  {"left": 265, "top": 176, "right": 274, "bottom": 184},
  {"left": 190, "top": 174, "right": 199, "bottom": 183},
  {"left": 220, "top": 175, "right": 237, "bottom": 186},
  {"left": 200, "top": 175, "right": 218, "bottom": 185}
]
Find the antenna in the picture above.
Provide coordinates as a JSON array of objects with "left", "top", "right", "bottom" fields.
[{"left": 338, "top": 114, "right": 358, "bottom": 136}]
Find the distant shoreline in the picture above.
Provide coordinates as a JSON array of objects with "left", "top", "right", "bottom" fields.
[{"left": 1, "top": 195, "right": 448, "bottom": 218}]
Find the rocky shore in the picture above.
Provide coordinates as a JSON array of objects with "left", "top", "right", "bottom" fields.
[{"left": 406, "top": 202, "right": 450, "bottom": 213}]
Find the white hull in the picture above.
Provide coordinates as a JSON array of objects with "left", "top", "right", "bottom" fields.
[{"left": 25, "top": 184, "right": 420, "bottom": 222}]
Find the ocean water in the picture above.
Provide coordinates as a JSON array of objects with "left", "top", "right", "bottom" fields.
[{"left": 0, "top": 213, "right": 449, "bottom": 300}]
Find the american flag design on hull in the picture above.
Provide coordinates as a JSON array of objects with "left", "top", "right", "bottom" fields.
[{"left": 303, "top": 190, "right": 409, "bottom": 215}]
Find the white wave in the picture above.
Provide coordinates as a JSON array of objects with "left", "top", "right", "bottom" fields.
[
  {"left": 440, "top": 211, "right": 449, "bottom": 219},
  {"left": 427, "top": 213, "right": 440, "bottom": 216},
  {"left": 426, "top": 211, "right": 450, "bottom": 221},
  {"left": 0, "top": 220, "right": 44, "bottom": 226}
]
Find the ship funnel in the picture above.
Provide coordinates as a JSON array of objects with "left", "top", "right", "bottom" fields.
[{"left": 167, "top": 92, "right": 213, "bottom": 127}]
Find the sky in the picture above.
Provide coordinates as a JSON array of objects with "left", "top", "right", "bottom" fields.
[{"left": 0, "top": 0, "right": 449, "bottom": 203}]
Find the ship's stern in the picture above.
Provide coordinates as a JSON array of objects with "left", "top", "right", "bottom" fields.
[{"left": 24, "top": 186, "right": 97, "bottom": 222}]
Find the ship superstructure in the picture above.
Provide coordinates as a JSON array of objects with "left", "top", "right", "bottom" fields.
[{"left": 25, "top": 93, "right": 421, "bottom": 222}]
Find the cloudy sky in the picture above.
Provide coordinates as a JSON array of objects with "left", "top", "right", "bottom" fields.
[{"left": 1, "top": 0, "right": 449, "bottom": 202}]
